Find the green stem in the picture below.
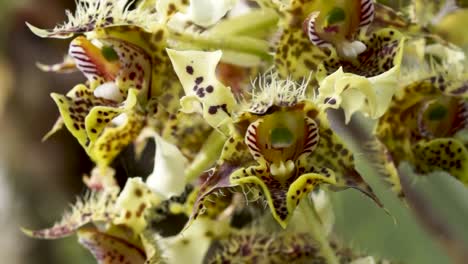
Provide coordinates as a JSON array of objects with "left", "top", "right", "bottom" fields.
[
  {"left": 168, "top": 31, "right": 272, "bottom": 61},
  {"left": 300, "top": 197, "right": 340, "bottom": 264},
  {"left": 207, "top": 9, "right": 279, "bottom": 37},
  {"left": 184, "top": 130, "right": 226, "bottom": 182}
]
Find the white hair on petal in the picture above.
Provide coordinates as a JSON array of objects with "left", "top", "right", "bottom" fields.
[
  {"left": 29, "top": 0, "right": 159, "bottom": 38},
  {"left": 247, "top": 71, "right": 311, "bottom": 114}
]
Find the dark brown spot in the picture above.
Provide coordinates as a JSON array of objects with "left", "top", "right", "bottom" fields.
[
  {"left": 208, "top": 106, "right": 217, "bottom": 114},
  {"left": 186, "top": 66, "right": 194, "bottom": 75}
]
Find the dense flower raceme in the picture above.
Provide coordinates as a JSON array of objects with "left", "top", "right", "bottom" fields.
[{"left": 23, "top": 0, "right": 468, "bottom": 263}]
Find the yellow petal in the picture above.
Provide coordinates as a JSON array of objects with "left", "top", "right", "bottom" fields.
[{"left": 167, "top": 49, "right": 237, "bottom": 130}]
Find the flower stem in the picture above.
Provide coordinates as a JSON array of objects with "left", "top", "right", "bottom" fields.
[
  {"left": 184, "top": 130, "right": 226, "bottom": 182},
  {"left": 300, "top": 197, "right": 340, "bottom": 264},
  {"left": 168, "top": 31, "right": 272, "bottom": 61},
  {"left": 207, "top": 9, "right": 279, "bottom": 37}
]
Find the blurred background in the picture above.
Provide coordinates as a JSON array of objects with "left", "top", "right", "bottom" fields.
[
  {"left": 0, "top": 0, "right": 96, "bottom": 263},
  {"left": 1, "top": 1, "right": 467, "bottom": 264}
]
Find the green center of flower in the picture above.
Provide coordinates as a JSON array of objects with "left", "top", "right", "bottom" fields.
[
  {"left": 101, "top": 46, "right": 119, "bottom": 62},
  {"left": 246, "top": 109, "right": 311, "bottom": 181},
  {"left": 426, "top": 103, "right": 447, "bottom": 121},
  {"left": 326, "top": 7, "right": 346, "bottom": 26},
  {"left": 270, "top": 127, "right": 295, "bottom": 149}
]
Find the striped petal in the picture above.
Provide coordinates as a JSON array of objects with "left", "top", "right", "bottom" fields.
[{"left": 358, "top": 0, "right": 375, "bottom": 28}]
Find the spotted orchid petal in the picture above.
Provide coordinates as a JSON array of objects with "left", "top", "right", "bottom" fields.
[
  {"left": 51, "top": 86, "right": 143, "bottom": 166},
  {"left": 69, "top": 27, "right": 156, "bottom": 99},
  {"left": 50, "top": 84, "right": 122, "bottom": 149},
  {"left": 161, "top": 111, "right": 213, "bottom": 160},
  {"left": 167, "top": 49, "right": 237, "bottom": 130},
  {"left": 413, "top": 138, "right": 468, "bottom": 184},
  {"left": 188, "top": 134, "right": 252, "bottom": 224},
  {"left": 47, "top": 24, "right": 180, "bottom": 117},
  {"left": 317, "top": 64, "right": 399, "bottom": 123},
  {"left": 68, "top": 36, "right": 121, "bottom": 89},
  {"left": 78, "top": 227, "right": 147, "bottom": 264},
  {"left": 113, "top": 177, "right": 162, "bottom": 235},
  {"left": 91, "top": 111, "right": 146, "bottom": 166},
  {"left": 304, "top": 104, "right": 390, "bottom": 201},
  {"left": 231, "top": 166, "right": 336, "bottom": 228},
  {"left": 274, "top": 21, "right": 328, "bottom": 82},
  {"left": 317, "top": 28, "right": 405, "bottom": 78}
]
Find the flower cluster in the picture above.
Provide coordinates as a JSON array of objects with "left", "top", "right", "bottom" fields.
[{"left": 24, "top": 0, "right": 468, "bottom": 263}]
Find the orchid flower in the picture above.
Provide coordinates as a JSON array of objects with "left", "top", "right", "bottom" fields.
[
  {"left": 377, "top": 69, "right": 468, "bottom": 184},
  {"left": 168, "top": 49, "right": 392, "bottom": 228},
  {"left": 268, "top": 0, "right": 404, "bottom": 83},
  {"left": 26, "top": 1, "right": 193, "bottom": 170}
]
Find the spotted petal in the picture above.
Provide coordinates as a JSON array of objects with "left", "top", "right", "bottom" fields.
[
  {"left": 317, "top": 65, "right": 398, "bottom": 123},
  {"left": 274, "top": 24, "right": 328, "bottom": 82},
  {"left": 189, "top": 135, "right": 253, "bottom": 223},
  {"left": 91, "top": 111, "right": 146, "bottom": 166},
  {"left": 305, "top": 106, "right": 393, "bottom": 200},
  {"left": 167, "top": 49, "right": 237, "bottom": 130},
  {"left": 50, "top": 84, "right": 120, "bottom": 150},
  {"left": 113, "top": 178, "right": 162, "bottom": 235},
  {"left": 413, "top": 138, "right": 468, "bottom": 184},
  {"left": 161, "top": 111, "right": 213, "bottom": 160},
  {"left": 78, "top": 227, "right": 147, "bottom": 264},
  {"left": 51, "top": 87, "right": 142, "bottom": 165},
  {"left": 231, "top": 165, "right": 336, "bottom": 228},
  {"left": 317, "top": 28, "right": 405, "bottom": 78}
]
